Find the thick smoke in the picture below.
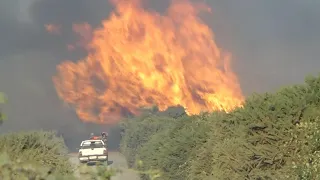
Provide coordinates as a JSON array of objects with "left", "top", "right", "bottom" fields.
[
  {"left": 0, "top": 0, "right": 320, "bottom": 151},
  {"left": 206, "top": 0, "right": 320, "bottom": 93},
  {"left": 0, "top": 0, "right": 116, "bottom": 151}
]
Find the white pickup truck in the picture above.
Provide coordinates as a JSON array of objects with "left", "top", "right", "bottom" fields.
[{"left": 78, "top": 139, "right": 108, "bottom": 164}]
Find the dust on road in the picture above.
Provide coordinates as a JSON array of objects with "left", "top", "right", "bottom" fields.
[{"left": 69, "top": 151, "right": 140, "bottom": 180}]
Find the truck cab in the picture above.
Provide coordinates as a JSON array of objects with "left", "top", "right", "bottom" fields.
[{"left": 78, "top": 139, "right": 108, "bottom": 164}]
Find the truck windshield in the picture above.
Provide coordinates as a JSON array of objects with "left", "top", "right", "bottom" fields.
[{"left": 81, "top": 141, "right": 104, "bottom": 149}]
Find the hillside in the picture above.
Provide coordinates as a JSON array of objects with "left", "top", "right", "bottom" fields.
[{"left": 119, "top": 74, "right": 320, "bottom": 180}]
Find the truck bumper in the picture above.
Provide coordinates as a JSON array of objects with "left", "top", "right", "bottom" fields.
[{"left": 79, "top": 155, "right": 108, "bottom": 163}]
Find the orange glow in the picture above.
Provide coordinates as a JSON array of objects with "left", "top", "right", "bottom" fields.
[
  {"left": 72, "top": 23, "right": 93, "bottom": 50},
  {"left": 53, "top": 0, "right": 244, "bottom": 124},
  {"left": 45, "top": 24, "right": 61, "bottom": 34}
]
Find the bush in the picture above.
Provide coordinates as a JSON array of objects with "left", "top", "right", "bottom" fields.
[
  {"left": 135, "top": 113, "right": 214, "bottom": 180},
  {"left": 0, "top": 130, "right": 118, "bottom": 179},
  {"left": 120, "top": 74, "right": 320, "bottom": 180},
  {"left": 120, "top": 114, "right": 176, "bottom": 167},
  {"left": 0, "top": 130, "right": 73, "bottom": 175},
  {"left": 0, "top": 92, "right": 7, "bottom": 124},
  {"left": 0, "top": 152, "right": 74, "bottom": 180},
  {"left": 0, "top": 151, "right": 117, "bottom": 180}
]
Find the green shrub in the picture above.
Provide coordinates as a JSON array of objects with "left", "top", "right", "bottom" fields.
[
  {"left": 292, "top": 110, "right": 320, "bottom": 179},
  {"left": 0, "top": 130, "right": 119, "bottom": 179},
  {"left": 120, "top": 114, "right": 176, "bottom": 167},
  {"left": 0, "top": 152, "right": 73, "bottom": 180},
  {"left": 0, "top": 151, "right": 118, "bottom": 180},
  {"left": 0, "top": 92, "right": 7, "bottom": 124},
  {"left": 135, "top": 113, "right": 214, "bottom": 180},
  {"left": 0, "top": 130, "right": 73, "bottom": 175}
]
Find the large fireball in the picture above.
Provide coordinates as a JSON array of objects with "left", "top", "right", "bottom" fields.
[{"left": 53, "top": 0, "right": 244, "bottom": 124}]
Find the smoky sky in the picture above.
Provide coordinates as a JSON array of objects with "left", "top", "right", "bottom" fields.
[
  {"left": 207, "top": 0, "right": 320, "bottom": 92},
  {"left": 0, "top": 0, "right": 116, "bottom": 151},
  {"left": 0, "top": 0, "right": 320, "bottom": 150}
]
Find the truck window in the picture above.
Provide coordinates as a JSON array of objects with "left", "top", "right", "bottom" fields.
[{"left": 81, "top": 141, "right": 104, "bottom": 149}]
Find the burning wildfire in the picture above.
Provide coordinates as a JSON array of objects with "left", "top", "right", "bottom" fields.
[{"left": 52, "top": 0, "right": 244, "bottom": 124}]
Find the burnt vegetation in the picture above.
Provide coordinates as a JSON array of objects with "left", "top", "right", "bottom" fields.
[{"left": 119, "top": 74, "right": 320, "bottom": 180}]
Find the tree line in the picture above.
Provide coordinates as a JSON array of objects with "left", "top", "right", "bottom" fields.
[{"left": 119, "top": 74, "right": 320, "bottom": 180}]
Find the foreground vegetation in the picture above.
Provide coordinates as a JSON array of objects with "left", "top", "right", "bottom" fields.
[
  {"left": 120, "top": 74, "right": 320, "bottom": 180},
  {"left": 0, "top": 92, "right": 116, "bottom": 180},
  {"left": 0, "top": 130, "right": 117, "bottom": 180}
]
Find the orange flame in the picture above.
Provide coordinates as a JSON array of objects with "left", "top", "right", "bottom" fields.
[{"left": 53, "top": 0, "right": 244, "bottom": 124}]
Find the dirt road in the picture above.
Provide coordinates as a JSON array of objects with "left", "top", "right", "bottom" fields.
[{"left": 69, "top": 152, "right": 140, "bottom": 180}]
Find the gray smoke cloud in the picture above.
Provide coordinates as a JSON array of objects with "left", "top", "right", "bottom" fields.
[
  {"left": 0, "top": 0, "right": 117, "bottom": 151},
  {"left": 206, "top": 0, "right": 320, "bottom": 93},
  {"left": 0, "top": 0, "right": 320, "bottom": 150}
]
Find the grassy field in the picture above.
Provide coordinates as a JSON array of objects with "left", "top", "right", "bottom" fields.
[{"left": 119, "top": 74, "right": 320, "bottom": 180}]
